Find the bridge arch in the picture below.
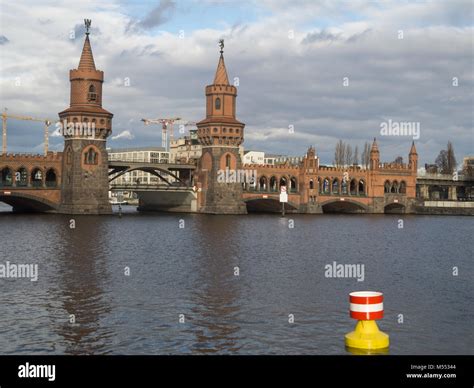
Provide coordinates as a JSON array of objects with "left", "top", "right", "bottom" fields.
[
  {"left": 15, "top": 166, "right": 29, "bottom": 187},
  {"left": 320, "top": 198, "right": 368, "bottom": 213},
  {"left": 384, "top": 202, "right": 406, "bottom": 214},
  {"left": 31, "top": 167, "right": 44, "bottom": 187},
  {"left": 45, "top": 168, "right": 59, "bottom": 187},
  {"left": 109, "top": 166, "right": 188, "bottom": 186},
  {"left": 244, "top": 197, "right": 298, "bottom": 213},
  {"left": 0, "top": 192, "right": 58, "bottom": 212},
  {"left": 1, "top": 166, "right": 13, "bottom": 187}
]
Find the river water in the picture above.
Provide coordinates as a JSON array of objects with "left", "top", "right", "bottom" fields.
[{"left": 0, "top": 204, "right": 472, "bottom": 355}]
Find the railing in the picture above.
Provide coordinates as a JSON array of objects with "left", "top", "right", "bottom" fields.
[
  {"left": 110, "top": 183, "right": 193, "bottom": 191},
  {"left": 417, "top": 172, "right": 462, "bottom": 180}
]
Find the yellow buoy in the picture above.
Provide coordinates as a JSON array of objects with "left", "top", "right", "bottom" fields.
[{"left": 345, "top": 291, "right": 389, "bottom": 350}]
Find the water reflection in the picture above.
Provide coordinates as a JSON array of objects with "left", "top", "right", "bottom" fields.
[
  {"left": 53, "top": 216, "right": 112, "bottom": 354},
  {"left": 189, "top": 216, "right": 243, "bottom": 354}
]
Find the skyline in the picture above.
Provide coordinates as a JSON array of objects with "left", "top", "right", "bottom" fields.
[{"left": 0, "top": 0, "right": 472, "bottom": 165}]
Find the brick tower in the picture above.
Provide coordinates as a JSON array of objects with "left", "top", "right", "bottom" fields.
[
  {"left": 196, "top": 40, "right": 247, "bottom": 214},
  {"left": 58, "top": 20, "right": 113, "bottom": 214}
]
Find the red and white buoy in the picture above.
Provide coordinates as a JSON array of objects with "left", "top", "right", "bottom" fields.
[
  {"left": 345, "top": 291, "right": 389, "bottom": 350},
  {"left": 349, "top": 291, "right": 384, "bottom": 321}
]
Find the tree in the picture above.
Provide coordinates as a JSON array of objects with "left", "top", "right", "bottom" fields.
[
  {"left": 334, "top": 139, "right": 345, "bottom": 167},
  {"left": 435, "top": 142, "right": 457, "bottom": 174},
  {"left": 446, "top": 141, "right": 457, "bottom": 174},
  {"left": 353, "top": 145, "right": 359, "bottom": 166},
  {"left": 361, "top": 141, "right": 370, "bottom": 168},
  {"left": 344, "top": 144, "right": 353, "bottom": 167},
  {"left": 435, "top": 150, "right": 448, "bottom": 173}
]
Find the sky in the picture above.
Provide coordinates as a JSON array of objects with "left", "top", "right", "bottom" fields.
[{"left": 0, "top": 0, "right": 472, "bottom": 166}]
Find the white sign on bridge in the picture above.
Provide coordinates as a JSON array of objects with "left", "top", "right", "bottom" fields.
[{"left": 280, "top": 192, "right": 288, "bottom": 203}]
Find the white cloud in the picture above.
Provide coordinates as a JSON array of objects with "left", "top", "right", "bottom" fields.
[
  {"left": 0, "top": 0, "right": 472, "bottom": 165},
  {"left": 111, "top": 130, "right": 134, "bottom": 140}
]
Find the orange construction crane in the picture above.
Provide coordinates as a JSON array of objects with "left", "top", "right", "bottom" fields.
[{"left": 2, "top": 108, "right": 53, "bottom": 156}]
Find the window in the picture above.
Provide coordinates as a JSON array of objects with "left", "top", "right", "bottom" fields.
[
  {"left": 225, "top": 154, "right": 231, "bottom": 168},
  {"left": 84, "top": 147, "right": 98, "bottom": 165},
  {"left": 88, "top": 85, "right": 97, "bottom": 101},
  {"left": 215, "top": 98, "right": 221, "bottom": 110}
]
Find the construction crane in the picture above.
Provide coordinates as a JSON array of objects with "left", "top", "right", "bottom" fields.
[
  {"left": 141, "top": 117, "right": 182, "bottom": 152},
  {"left": 2, "top": 108, "right": 53, "bottom": 156}
]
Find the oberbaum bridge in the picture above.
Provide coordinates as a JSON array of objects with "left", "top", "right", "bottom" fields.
[{"left": 0, "top": 23, "right": 472, "bottom": 215}]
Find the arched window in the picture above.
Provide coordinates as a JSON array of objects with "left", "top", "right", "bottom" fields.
[
  {"left": 259, "top": 176, "right": 267, "bottom": 191},
  {"left": 84, "top": 147, "right": 98, "bottom": 165},
  {"left": 384, "top": 180, "right": 391, "bottom": 193},
  {"left": 317, "top": 177, "right": 323, "bottom": 193},
  {"left": 0, "top": 167, "right": 13, "bottom": 187},
  {"left": 88, "top": 84, "right": 97, "bottom": 101},
  {"left": 309, "top": 179, "right": 314, "bottom": 190},
  {"left": 391, "top": 181, "right": 399, "bottom": 193},
  {"left": 46, "top": 169, "right": 57, "bottom": 187},
  {"left": 225, "top": 154, "right": 231, "bottom": 169},
  {"left": 290, "top": 177, "right": 297, "bottom": 193},
  {"left": 215, "top": 98, "right": 221, "bottom": 110},
  {"left": 270, "top": 176, "right": 277, "bottom": 192},
  {"left": 341, "top": 179, "right": 348, "bottom": 194},
  {"left": 358, "top": 179, "right": 365, "bottom": 195},
  {"left": 400, "top": 181, "right": 406, "bottom": 194},
  {"left": 323, "top": 178, "right": 330, "bottom": 194},
  {"left": 31, "top": 168, "right": 43, "bottom": 187},
  {"left": 332, "top": 178, "right": 339, "bottom": 194},
  {"left": 350, "top": 179, "right": 357, "bottom": 195},
  {"left": 16, "top": 167, "right": 28, "bottom": 187},
  {"left": 279, "top": 177, "right": 287, "bottom": 190}
]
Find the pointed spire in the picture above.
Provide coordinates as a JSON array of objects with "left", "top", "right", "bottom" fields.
[
  {"left": 371, "top": 137, "right": 379, "bottom": 152},
  {"left": 213, "top": 39, "right": 229, "bottom": 85},
  {"left": 78, "top": 20, "right": 96, "bottom": 71},
  {"left": 410, "top": 140, "right": 417, "bottom": 154}
]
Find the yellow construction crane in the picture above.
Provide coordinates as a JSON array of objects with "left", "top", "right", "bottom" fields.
[
  {"left": 2, "top": 108, "right": 53, "bottom": 156},
  {"left": 141, "top": 117, "right": 182, "bottom": 152}
]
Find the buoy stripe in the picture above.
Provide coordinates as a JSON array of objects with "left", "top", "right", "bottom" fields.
[
  {"left": 350, "top": 303, "right": 383, "bottom": 313},
  {"left": 350, "top": 294, "right": 383, "bottom": 305},
  {"left": 350, "top": 310, "right": 384, "bottom": 320}
]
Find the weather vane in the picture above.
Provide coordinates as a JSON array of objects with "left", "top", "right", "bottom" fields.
[
  {"left": 84, "top": 19, "right": 92, "bottom": 35},
  {"left": 218, "top": 39, "right": 224, "bottom": 54}
]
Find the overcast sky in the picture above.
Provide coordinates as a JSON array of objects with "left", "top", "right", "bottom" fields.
[{"left": 0, "top": 0, "right": 472, "bottom": 165}]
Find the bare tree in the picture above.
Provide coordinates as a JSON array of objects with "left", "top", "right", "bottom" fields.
[
  {"left": 393, "top": 156, "right": 403, "bottom": 165},
  {"left": 353, "top": 145, "right": 359, "bottom": 166},
  {"left": 334, "top": 139, "right": 345, "bottom": 167},
  {"left": 435, "top": 150, "right": 448, "bottom": 173},
  {"left": 361, "top": 141, "right": 370, "bottom": 168},
  {"left": 446, "top": 141, "right": 457, "bottom": 174},
  {"left": 344, "top": 144, "right": 353, "bottom": 167}
]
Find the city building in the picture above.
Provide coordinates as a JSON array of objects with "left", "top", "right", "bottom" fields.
[
  {"left": 108, "top": 147, "right": 170, "bottom": 185},
  {"left": 169, "top": 129, "right": 202, "bottom": 163},
  {"left": 243, "top": 151, "right": 265, "bottom": 165}
]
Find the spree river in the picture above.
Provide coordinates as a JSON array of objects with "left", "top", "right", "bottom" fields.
[{"left": 0, "top": 204, "right": 472, "bottom": 355}]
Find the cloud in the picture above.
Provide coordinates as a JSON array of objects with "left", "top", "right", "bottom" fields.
[
  {"left": 302, "top": 29, "right": 342, "bottom": 44},
  {"left": 128, "top": 0, "right": 176, "bottom": 31},
  {"left": 111, "top": 130, "right": 135, "bottom": 141},
  {"left": 0, "top": 0, "right": 472, "bottom": 166},
  {"left": 0, "top": 35, "right": 9, "bottom": 45}
]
